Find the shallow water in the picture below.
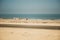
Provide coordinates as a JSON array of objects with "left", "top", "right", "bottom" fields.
[{"left": 0, "top": 14, "right": 60, "bottom": 19}]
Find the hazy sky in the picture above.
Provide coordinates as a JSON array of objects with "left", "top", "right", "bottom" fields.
[{"left": 1, "top": 0, "right": 60, "bottom": 14}]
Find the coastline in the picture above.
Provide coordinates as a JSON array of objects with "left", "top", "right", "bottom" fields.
[{"left": 0, "top": 18, "right": 60, "bottom": 26}]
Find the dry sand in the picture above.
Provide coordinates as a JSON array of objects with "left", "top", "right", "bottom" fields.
[{"left": 0, "top": 27, "right": 60, "bottom": 40}]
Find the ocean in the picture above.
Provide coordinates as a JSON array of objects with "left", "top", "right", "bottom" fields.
[{"left": 0, "top": 14, "right": 60, "bottom": 19}]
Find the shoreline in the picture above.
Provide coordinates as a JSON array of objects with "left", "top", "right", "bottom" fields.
[
  {"left": 0, "top": 18, "right": 60, "bottom": 26},
  {"left": 0, "top": 17, "right": 60, "bottom": 20}
]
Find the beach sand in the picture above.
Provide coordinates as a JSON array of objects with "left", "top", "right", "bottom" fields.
[
  {"left": 0, "top": 18, "right": 60, "bottom": 26},
  {"left": 0, "top": 18, "right": 60, "bottom": 40},
  {"left": 0, "top": 27, "right": 60, "bottom": 40}
]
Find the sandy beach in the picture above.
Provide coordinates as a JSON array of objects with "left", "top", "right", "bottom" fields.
[
  {"left": 0, "top": 18, "right": 60, "bottom": 26},
  {"left": 0, "top": 18, "right": 60, "bottom": 40},
  {"left": 0, "top": 27, "right": 60, "bottom": 40}
]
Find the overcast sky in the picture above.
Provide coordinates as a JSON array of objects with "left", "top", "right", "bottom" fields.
[{"left": 1, "top": 0, "right": 60, "bottom": 14}]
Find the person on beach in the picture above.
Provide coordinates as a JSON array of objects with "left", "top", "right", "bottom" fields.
[{"left": 26, "top": 18, "right": 28, "bottom": 20}]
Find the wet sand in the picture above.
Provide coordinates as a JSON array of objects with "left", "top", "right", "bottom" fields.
[{"left": 0, "top": 24, "right": 60, "bottom": 29}]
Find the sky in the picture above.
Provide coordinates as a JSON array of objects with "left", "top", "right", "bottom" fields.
[{"left": 0, "top": 0, "right": 60, "bottom": 14}]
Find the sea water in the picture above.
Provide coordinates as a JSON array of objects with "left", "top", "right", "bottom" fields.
[{"left": 0, "top": 14, "right": 60, "bottom": 19}]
